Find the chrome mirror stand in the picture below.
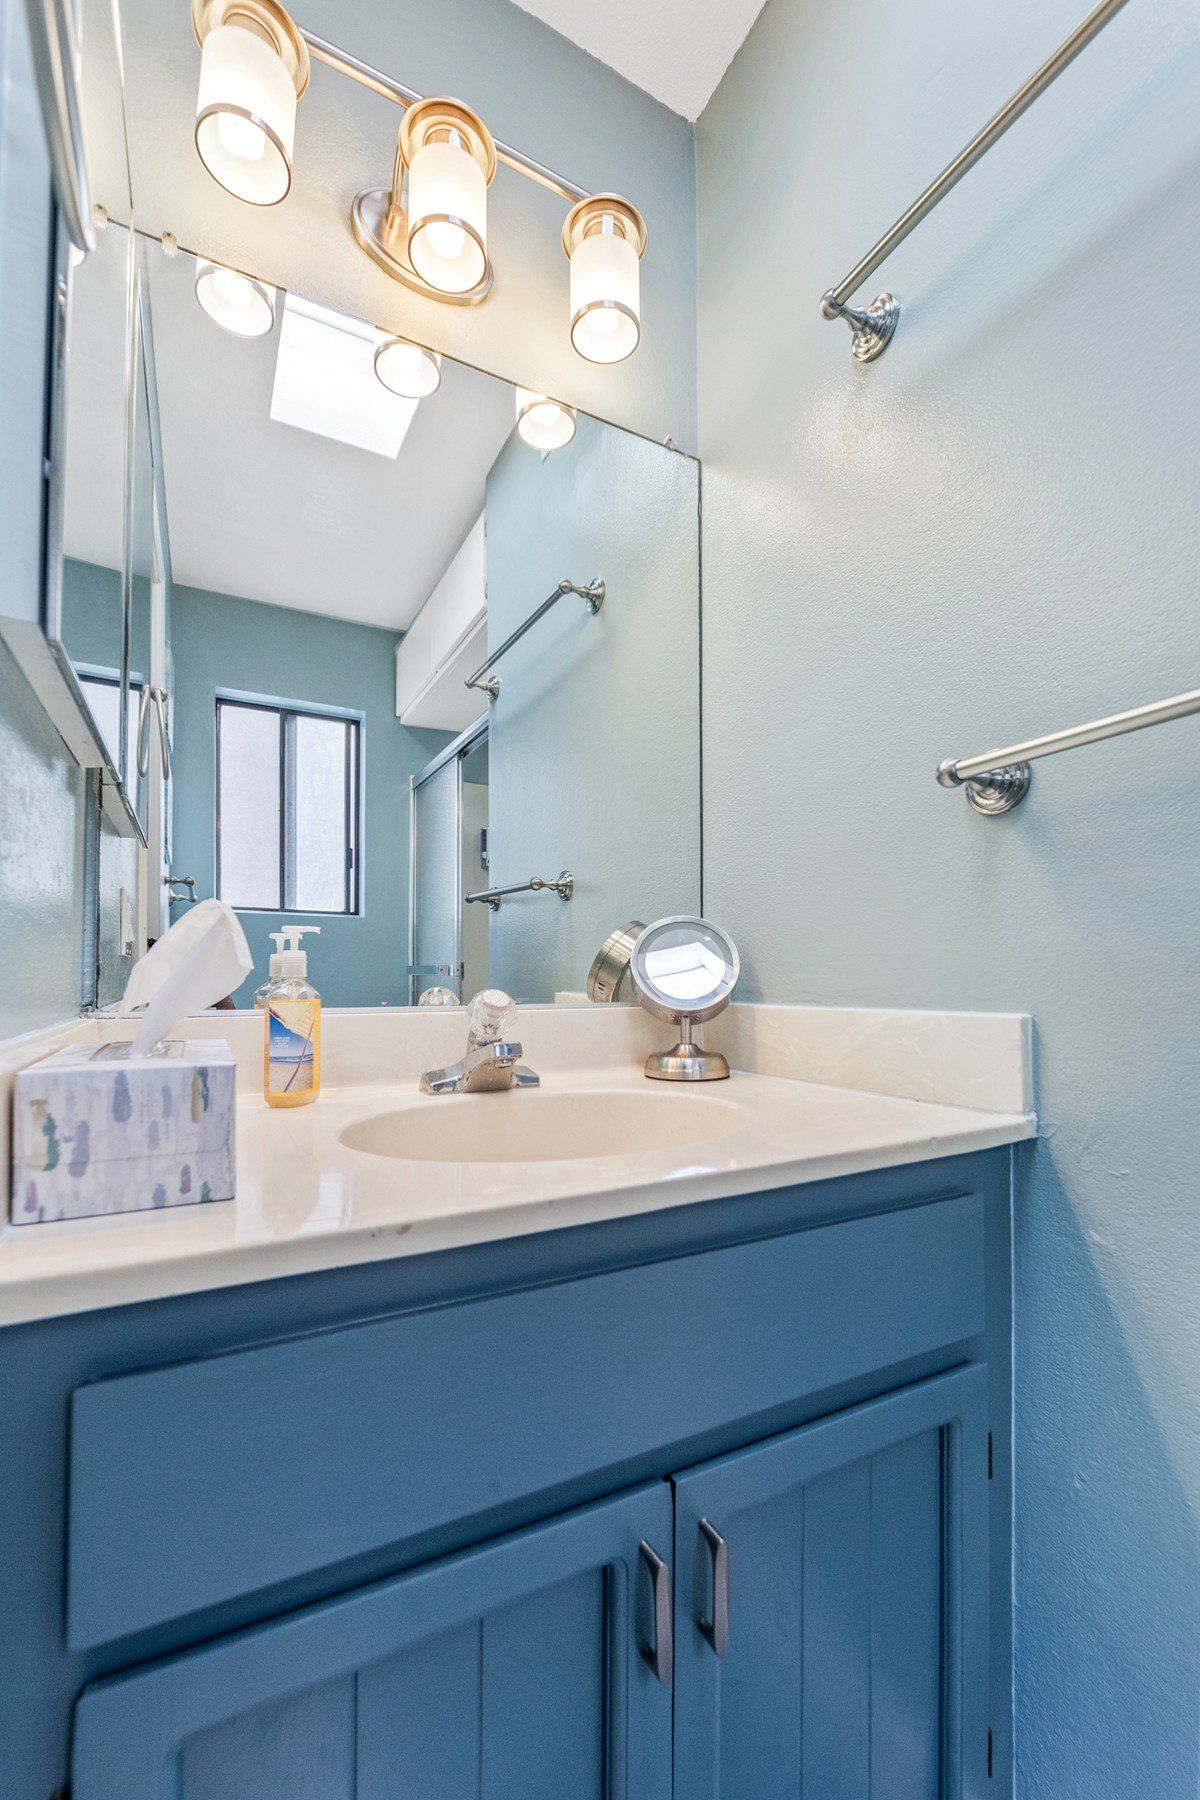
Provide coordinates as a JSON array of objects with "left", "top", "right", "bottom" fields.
[{"left": 644, "top": 1017, "right": 730, "bottom": 1084}]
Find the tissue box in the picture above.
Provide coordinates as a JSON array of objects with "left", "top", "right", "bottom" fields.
[{"left": 11, "top": 1040, "right": 236, "bottom": 1224}]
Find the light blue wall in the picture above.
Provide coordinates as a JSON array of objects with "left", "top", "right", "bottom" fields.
[
  {"left": 485, "top": 416, "right": 701, "bottom": 1000},
  {"left": 0, "top": 640, "right": 88, "bottom": 1034},
  {"left": 170, "top": 584, "right": 450, "bottom": 1007},
  {"left": 60, "top": 557, "right": 125, "bottom": 673},
  {"left": 697, "top": 1, "right": 1200, "bottom": 1792}
]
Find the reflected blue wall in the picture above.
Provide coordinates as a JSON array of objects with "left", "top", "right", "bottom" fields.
[
  {"left": 485, "top": 416, "right": 701, "bottom": 1001},
  {"left": 170, "top": 584, "right": 449, "bottom": 1007},
  {"left": 697, "top": 1, "right": 1200, "bottom": 1791}
]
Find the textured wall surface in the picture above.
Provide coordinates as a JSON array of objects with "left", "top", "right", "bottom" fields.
[
  {"left": 0, "top": 640, "right": 87, "bottom": 1034},
  {"left": 117, "top": 0, "right": 697, "bottom": 450},
  {"left": 486, "top": 416, "right": 701, "bottom": 1001},
  {"left": 697, "top": 0, "right": 1200, "bottom": 1791},
  {"left": 169, "top": 584, "right": 449, "bottom": 1007}
]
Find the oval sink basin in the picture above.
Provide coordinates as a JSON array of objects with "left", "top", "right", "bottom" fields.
[{"left": 340, "top": 1089, "right": 746, "bottom": 1163}]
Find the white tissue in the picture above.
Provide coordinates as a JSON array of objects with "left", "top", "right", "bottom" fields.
[{"left": 119, "top": 899, "right": 253, "bottom": 1054}]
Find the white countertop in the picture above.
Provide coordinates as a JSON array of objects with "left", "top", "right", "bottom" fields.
[{"left": 0, "top": 1063, "right": 1033, "bottom": 1327}]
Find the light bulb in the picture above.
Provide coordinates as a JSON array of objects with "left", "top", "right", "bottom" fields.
[
  {"left": 563, "top": 196, "right": 647, "bottom": 365},
  {"left": 515, "top": 387, "right": 576, "bottom": 452},
  {"left": 424, "top": 219, "right": 466, "bottom": 261},
  {"left": 374, "top": 335, "right": 442, "bottom": 399},
  {"left": 216, "top": 110, "right": 268, "bottom": 162},
  {"left": 194, "top": 15, "right": 303, "bottom": 206},
  {"left": 194, "top": 258, "right": 277, "bottom": 337},
  {"left": 400, "top": 101, "right": 495, "bottom": 297}
]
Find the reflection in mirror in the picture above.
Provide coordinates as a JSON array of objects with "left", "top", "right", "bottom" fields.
[
  {"left": 55, "top": 219, "right": 134, "bottom": 783},
  {"left": 108, "top": 244, "right": 701, "bottom": 1007},
  {"left": 127, "top": 286, "right": 155, "bottom": 829},
  {"left": 631, "top": 919, "right": 740, "bottom": 1019}
]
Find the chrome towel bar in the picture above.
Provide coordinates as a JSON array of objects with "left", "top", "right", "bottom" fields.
[
  {"left": 465, "top": 578, "right": 605, "bottom": 701},
  {"left": 937, "top": 685, "right": 1200, "bottom": 814},
  {"left": 465, "top": 871, "right": 574, "bottom": 910},
  {"left": 820, "top": 0, "right": 1132, "bottom": 361}
]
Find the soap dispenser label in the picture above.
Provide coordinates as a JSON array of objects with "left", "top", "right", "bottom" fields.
[{"left": 268, "top": 1003, "right": 317, "bottom": 1094}]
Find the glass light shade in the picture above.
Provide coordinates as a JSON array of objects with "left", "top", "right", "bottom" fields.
[
  {"left": 195, "top": 22, "right": 296, "bottom": 204},
  {"left": 194, "top": 258, "right": 277, "bottom": 336},
  {"left": 374, "top": 335, "right": 442, "bottom": 399},
  {"left": 407, "top": 133, "right": 488, "bottom": 294},
  {"left": 569, "top": 216, "right": 640, "bottom": 363},
  {"left": 515, "top": 387, "right": 576, "bottom": 452}
]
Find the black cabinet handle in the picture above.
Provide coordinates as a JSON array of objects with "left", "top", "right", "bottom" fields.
[
  {"left": 638, "top": 1540, "right": 674, "bottom": 1686},
  {"left": 698, "top": 1517, "right": 729, "bottom": 1656}
]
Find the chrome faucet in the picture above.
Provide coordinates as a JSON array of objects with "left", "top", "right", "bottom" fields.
[{"left": 419, "top": 990, "right": 540, "bottom": 1095}]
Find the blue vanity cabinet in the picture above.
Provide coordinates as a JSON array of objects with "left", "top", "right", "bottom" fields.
[
  {"left": 73, "top": 1480, "right": 675, "bottom": 1800},
  {"left": 672, "top": 1366, "right": 992, "bottom": 1800},
  {"left": 0, "top": 1149, "right": 1013, "bottom": 1798}
]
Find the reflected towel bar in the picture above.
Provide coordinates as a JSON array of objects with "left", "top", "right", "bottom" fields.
[
  {"left": 820, "top": 0, "right": 1133, "bottom": 361},
  {"left": 937, "top": 685, "right": 1200, "bottom": 814},
  {"left": 465, "top": 578, "right": 605, "bottom": 700},
  {"left": 465, "top": 872, "right": 574, "bottom": 910}
]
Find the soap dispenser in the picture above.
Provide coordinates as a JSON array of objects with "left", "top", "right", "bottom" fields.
[
  {"left": 263, "top": 926, "right": 322, "bottom": 1108},
  {"left": 253, "top": 938, "right": 284, "bottom": 1012}
]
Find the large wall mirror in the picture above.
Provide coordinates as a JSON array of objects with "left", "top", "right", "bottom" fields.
[
  {"left": 23, "top": 0, "right": 702, "bottom": 1009},
  {"left": 140, "top": 253, "right": 700, "bottom": 1004}
]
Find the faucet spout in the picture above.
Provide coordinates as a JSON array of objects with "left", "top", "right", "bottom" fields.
[{"left": 419, "top": 992, "right": 541, "bottom": 1094}]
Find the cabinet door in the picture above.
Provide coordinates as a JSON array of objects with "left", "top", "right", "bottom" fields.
[
  {"left": 673, "top": 1366, "right": 991, "bottom": 1800},
  {"left": 73, "top": 1480, "right": 673, "bottom": 1800}
]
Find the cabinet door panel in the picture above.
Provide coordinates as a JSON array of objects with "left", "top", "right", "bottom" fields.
[
  {"left": 673, "top": 1367, "right": 989, "bottom": 1800},
  {"left": 73, "top": 1482, "right": 672, "bottom": 1800}
]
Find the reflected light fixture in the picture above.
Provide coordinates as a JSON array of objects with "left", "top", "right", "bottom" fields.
[
  {"left": 194, "top": 257, "right": 277, "bottom": 336},
  {"left": 374, "top": 335, "right": 442, "bottom": 399},
  {"left": 191, "top": 0, "right": 309, "bottom": 205},
  {"left": 563, "top": 194, "right": 646, "bottom": 364},
  {"left": 515, "top": 387, "right": 576, "bottom": 452}
]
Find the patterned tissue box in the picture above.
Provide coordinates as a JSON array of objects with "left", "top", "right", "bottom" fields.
[{"left": 11, "top": 1040, "right": 235, "bottom": 1224}]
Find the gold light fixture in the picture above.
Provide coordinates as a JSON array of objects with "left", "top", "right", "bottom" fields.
[
  {"left": 563, "top": 194, "right": 646, "bottom": 364},
  {"left": 191, "top": 0, "right": 309, "bottom": 205},
  {"left": 188, "top": 7, "right": 649, "bottom": 356},
  {"left": 374, "top": 335, "right": 442, "bottom": 398},
  {"left": 515, "top": 387, "right": 576, "bottom": 452},
  {"left": 353, "top": 97, "right": 496, "bottom": 306},
  {"left": 194, "top": 257, "right": 277, "bottom": 335}
]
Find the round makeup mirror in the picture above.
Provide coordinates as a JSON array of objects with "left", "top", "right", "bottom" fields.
[{"left": 629, "top": 916, "right": 740, "bottom": 1081}]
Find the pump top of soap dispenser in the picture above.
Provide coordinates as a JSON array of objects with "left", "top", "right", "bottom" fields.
[{"left": 269, "top": 925, "right": 320, "bottom": 979}]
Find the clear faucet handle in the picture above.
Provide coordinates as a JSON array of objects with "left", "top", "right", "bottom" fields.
[{"left": 467, "top": 988, "right": 517, "bottom": 1044}]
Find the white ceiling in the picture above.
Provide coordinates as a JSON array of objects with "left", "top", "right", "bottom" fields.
[
  {"left": 145, "top": 249, "right": 515, "bottom": 630},
  {"left": 505, "top": 0, "right": 766, "bottom": 120}
]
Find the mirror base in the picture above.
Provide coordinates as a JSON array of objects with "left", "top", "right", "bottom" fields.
[{"left": 644, "top": 1041, "right": 731, "bottom": 1082}]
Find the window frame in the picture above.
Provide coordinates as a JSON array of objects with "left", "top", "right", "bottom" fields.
[
  {"left": 215, "top": 694, "right": 362, "bottom": 917},
  {"left": 76, "top": 665, "right": 143, "bottom": 815}
]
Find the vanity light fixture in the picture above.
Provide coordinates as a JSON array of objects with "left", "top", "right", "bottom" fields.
[
  {"left": 188, "top": 3, "right": 648, "bottom": 352},
  {"left": 194, "top": 257, "right": 277, "bottom": 336},
  {"left": 191, "top": 0, "right": 310, "bottom": 205},
  {"left": 562, "top": 195, "right": 646, "bottom": 364},
  {"left": 374, "top": 335, "right": 442, "bottom": 398},
  {"left": 352, "top": 97, "right": 496, "bottom": 305},
  {"left": 515, "top": 387, "right": 576, "bottom": 452},
  {"left": 401, "top": 99, "right": 495, "bottom": 297}
]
